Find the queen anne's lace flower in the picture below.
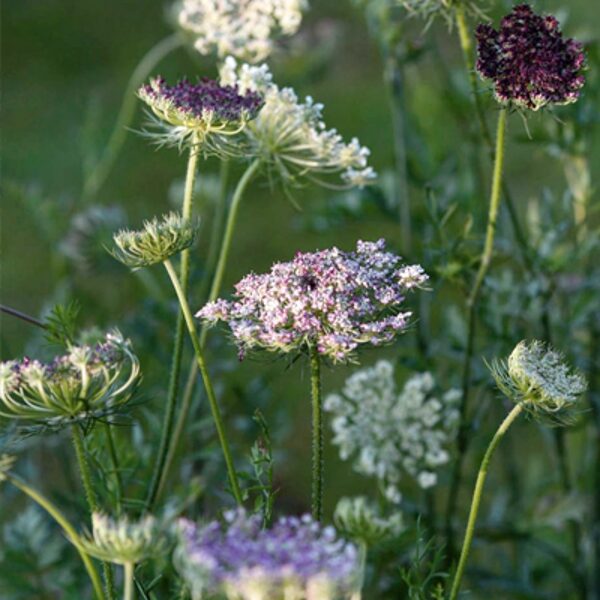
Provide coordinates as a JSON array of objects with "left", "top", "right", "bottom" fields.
[
  {"left": 219, "top": 57, "right": 377, "bottom": 188},
  {"left": 197, "top": 239, "right": 427, "bottom": 363},
  {"left": 325, "top": 361, "right": 460, "bottom": 502},
  {"left": 176, "top": 0, "right": 307, "bottom": 62},
  {"left": 138, "top": 76, "right": 263, "bottom": 152},
  {"left": 175, "top": 510, "right": 359, "bottom": 600},
  {"left": 489, "top": 340, "right": 587, "bottom": 423},
  {"left": 0, "top": 331, "right": 140, "bottom": 428},
  {"left": 111, "top": 212, "right": 199, "bottom": 269},
  {"left": 476, "top": 4, "right": 586, "bottom": 110}
]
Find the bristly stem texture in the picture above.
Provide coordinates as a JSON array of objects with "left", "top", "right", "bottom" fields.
[
  {"left": 448, "top": 403, "right": 523, "bottom": 600},
  {"left": 82, "top": 33, "right": 183, "bottom": 201},
  {"left": 446, "top": 106, "right": 508, "bottom": 556},
  {"left": 8, "top": 474, "right": 105, "bottom": 600},
  {"left": 71, "top": 426, "right": 116, "bottom": 600},
  {"left": 163, "top": 258, "right": 243, "bottom": 505},
  {"left": 145, "top": 135, "right": 200, "bottom": 512},
  {"left": 310, "top": 346, "right": 323, "bottom": 521}
]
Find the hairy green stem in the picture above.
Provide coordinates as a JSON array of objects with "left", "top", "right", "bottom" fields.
[
  {"left": 446, "top": 107, "right": 507, "bottom": 557},
  {"left": 156, "top": 160, "right": 260, "bottom": 498},
  {"left": 71, "top": 426, "right": 116, "bottom": 600},
  {"left": 448, "top": 403, "right": 524, "bottom": 600},
  {"left": 103, "top": 423, "right": 123, "bottom": 515},
  {"left": 124, "top": 562, "right": 135, "bottom": 600},
  {"left": 82, "top": 34, "right": 183, "bottom": 201},
  {"left": 145, "top": 137, "right": 200, "bottom": 511},
  {"left": 7, "top": 474, "right": 105, "bottom": 600},
  {"left": 163, "top": 258, "right": 243, "bottom": 505},
  {"left": 309, "top": 347, "right": 323, "bottom": 521}
]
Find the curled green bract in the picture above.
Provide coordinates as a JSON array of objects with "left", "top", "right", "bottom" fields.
[{"left": 111, "top": 212, "right": 199, "bottom": 269}]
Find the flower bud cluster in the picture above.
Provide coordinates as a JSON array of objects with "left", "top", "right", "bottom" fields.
[{"left": 324, "top": 361, "right": 460, "bottom": 502}]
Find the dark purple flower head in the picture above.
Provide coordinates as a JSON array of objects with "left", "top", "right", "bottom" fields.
[
  {"left": 175, "top": 511, "right": 359, "bottom": 599},
  {"left": 476, "top": 4, "right": 585, "bottom": 110},
  {"left": 196, "top": 239, "right": 428, "bottom": 363}
]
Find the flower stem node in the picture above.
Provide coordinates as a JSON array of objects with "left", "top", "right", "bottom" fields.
[
  {"left": 111, "top": 212, "right": 199, "bottom": 270},
  {"left": 79, "top": 512, "right": 170, "bottom": 566},
  {"left": 334, "top": 496, "right": 404, "bottom": 546},
  {"left": 489, "top": 340, "right": 587, "bottom": 424},
  {"left": 476, "top": 4, "right": 586, "bottom": 110},
  {"left": 0, "top": 331, "right": 140, "bottom": 429},
  {"left": 138, "top": 76, "right": 263, "bottom": 153}
]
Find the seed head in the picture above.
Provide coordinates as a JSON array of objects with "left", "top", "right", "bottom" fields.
[
  {"left": 111, "top": 212, "right": 199, "bottom": 269},
  {"left": 476, "top": 4, "right": 586, "bottom": 110}
]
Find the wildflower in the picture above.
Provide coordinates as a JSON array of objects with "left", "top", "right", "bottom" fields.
[
  {"left": 138, "top": 76, "right": 263, "bottom": 152},
  {"left": 219, "top": 57, "right": 377, "bottom": 188},
  {"left": 489, "top": 340, "right": 587, "bottom": 423},
  {"left": 197, "top": 239, "right": 427, "bottom": 363},
  {"left": 174, "top": 510, "right": 360, "bottom": 600},
  {"left": 324, "top": 361, "right": 460, "bottom": 502},
  {"left": 79, "top": 513, "right": 169, "bottom": 566},
  {"left": 0, "top": 331, "right": 140, "bottom": 428},
  {"left": 334, "top": 496, "right": 404, "bottom": 545},
  {"left": 176, "top": 0, "right": 308, "bottom": 62},
  {"left": 111, "top": 212, "right": 199, "bottom": 269},
  {"left": 476, "top": 4, "right": 585, "bottom": 110}
]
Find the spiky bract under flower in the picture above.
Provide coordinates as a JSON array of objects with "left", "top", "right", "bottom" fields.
[
  {"left": 111, "top": 212, "right": 199, "bottom": 269},
  {"left": 396, "top": 0, "right": 486, "bottom": 24},
  {"left": 0, "top": 331, "right": 139, "bottom": 428},
  {"left": 334, "top": 496, "right": 404, "bottom": 546},
  {"left": 176, "top": 0, "right": 307, "bottom": 62},
  {"left": 220, "top": 57, "right": 377, "bottom": 189},
  {"left": 175, "top": 510, "right": 360, "bottom": 600},
  {"left": 138, "top": 76, "right": 263, "bottom": 152},
  {"left": 79, "top": 513, "right": 169, "bottom": 566},
  {"left": 325, "top": 361, "right": 460, "bottom": 502},
  {"left": 197, "top": 239, "right": 427, "bottom": 363},
  {"left": 489, "top": 340, "right": 587, "bottom": 424},
  {"left": 476, "top": 4, "right": 585, "bottom": 110}
]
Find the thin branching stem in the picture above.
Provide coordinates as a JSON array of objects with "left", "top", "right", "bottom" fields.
[
  {"left": 0, "top": 304, "right": 47, "bottom": 329},
  {"left": 103, "top": 422, "right": 123, "bottom": 515},
  {"left": 309, "top": 346, "right": 323, "bottom": 521}
]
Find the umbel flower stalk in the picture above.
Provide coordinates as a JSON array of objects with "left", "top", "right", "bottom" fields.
[
  {"left": 448, "top": 340, "right": 587, "bottom": 600},
  {"left": 198, "top": 239, "right": 428, "bottom": 518}
]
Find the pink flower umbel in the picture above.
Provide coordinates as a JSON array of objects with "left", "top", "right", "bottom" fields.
[{"left": 197, "top": 239, "right": 428, "bottom": 363}]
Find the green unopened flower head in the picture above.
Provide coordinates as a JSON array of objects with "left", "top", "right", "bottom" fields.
[
  {"left": 0, "top": 331, "right": 140, "bottom": 429},
  {"left": 0, "top": 454, "right": 16, "bottom": 482},
  {"left": 334, "top": 496, "right": 404, "bottom": 546},
  {"left": 111, "top": 212, "right": 199, "bottom": 270},
  {"left": 489, "top": 340, "right": 587, "bottom": 424},
  {"left": 79, "top": 513, "right": 169, "bottom": 566}
]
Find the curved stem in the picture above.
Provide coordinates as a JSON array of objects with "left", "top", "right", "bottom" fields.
[
  {"left": 72, "top": 426, "right": 116, "bottom": 600},
  {"left": 123, "top": 562, "right": 135, "bottom": 600},
  {"left": 446, "top": 107, "right": 507, "bottom": 556},
  {"left": 163, "top": 258, "right": 243, "bottom": 505},
  {"left": 448, "top": 403, "right": 524, "bottom": 600},
  {"left": 103, "top": 423, "right": 123, "bottom": 515},
  {"left": 145, "top": 137, "right": 200, "bottom": 512},
  {"left": 309, "top": 346, "right": 323, "bottom": 521},
  {"left": 7, "top": 474, "right": 105, "bottom": 600},
  {"left": 82, "top": 34, "right": 184, "bottom": 201}
]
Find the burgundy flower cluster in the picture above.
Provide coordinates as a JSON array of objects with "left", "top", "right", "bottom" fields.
[
  {"left": 476, "top": 4, "right": 585, "bottom": 110},
  {"left": 197, "top": 239, "right": 428, "bottom": 363}
]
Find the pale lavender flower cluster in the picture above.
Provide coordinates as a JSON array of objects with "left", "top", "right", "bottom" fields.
[
  {"left": 197, "top": 239, "right": 428, "bottom": 362},
  {"left": 175, "top": 511, "right": 359, "bottom": 599}
]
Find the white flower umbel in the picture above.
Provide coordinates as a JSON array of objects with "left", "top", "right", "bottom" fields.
[
  {"left": 325, "top": 361, "right": 460, "bottom": 502},
  {"left": 176, "top": 0, "right": 308, "bottom": 62},
  {"left": 220, "top": 57, "right": 377, "bottom": 189}
]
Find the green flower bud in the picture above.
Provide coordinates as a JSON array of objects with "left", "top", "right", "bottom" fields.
[{"left": 111, "top": 212, "right": 199, "bottom": 269}]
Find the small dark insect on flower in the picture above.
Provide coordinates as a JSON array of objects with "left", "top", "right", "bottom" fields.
[{"left": 476, "top": 4, "right": 585, "bottom": 110}]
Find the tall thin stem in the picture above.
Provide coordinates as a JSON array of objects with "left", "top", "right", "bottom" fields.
[
  {"left": 448, "top": 403, "right": 524, "bottom": 600},
  {"left": 7, "top": 474, "right": 105, "bottom": 600},
  {"left": 71, "top": 426, "right": 116, "bottom": 600},
  {"left": 0, "top": 304, "right": 47, "bottom": 330},
  {"left": 145, "top": 136, "right": 200, "bottom": 512},
  {"left": 309, "top": 346, "right": 323, "bottom": 521},
  {"left": 123, "top": 562, "right": 135, "bottom": 600},
  {"left": 446, "top": 107, "right": 507, "bottom": 555},
  {"left": 163, "top": 258, "right": 243, "bottom": 505},
  {"left": 103, "top": 423, "right": 123, "bottom": 515},
  {"left": 82, "top": 34, "right": 183, "bottom": 201}
]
